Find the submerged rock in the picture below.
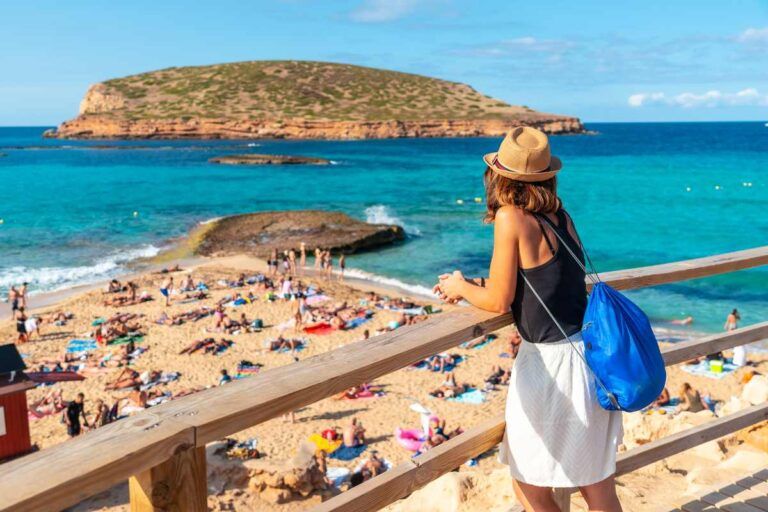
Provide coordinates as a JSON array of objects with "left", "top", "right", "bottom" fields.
[
  {"left": 209, "top": 154, "right": 331, "bottom": 165},
  {"left": 195, "top": 210, "right": 405, "bottom": 258}
]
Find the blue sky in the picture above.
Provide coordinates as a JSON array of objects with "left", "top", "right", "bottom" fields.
[{"left": 1, "top": 0, "right": 767, "bottom": 125}]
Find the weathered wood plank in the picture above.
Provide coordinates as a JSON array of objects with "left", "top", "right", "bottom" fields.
[
  {"left": 129, "top": 445, "right": 207, "bottom": 512},
  {"left": 593, "top": 246, "right": 768, "bottom": 292},
  {"left": 311, "top": 415, "right": 506, "bottom": 512},
  {"left": 156, "top": 309, "right": 513, "bottom": 445},
  {"left": 661, "top": 322, "right": 768, "bottom": 367},
  {"left": 0, "top": 414, "right": 193, "bottom": 512},
  {"left": 616, "top": 403, "right": 768, "bottom": 476},
  {"left": 680, "top": 502, "right": 720, "bottom": 512}
]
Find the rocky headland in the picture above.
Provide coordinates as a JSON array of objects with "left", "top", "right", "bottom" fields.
[
  {"left": 194, "top": 210, "right": 405, "bottom": 258},
  {"left": 46, "top": 61, "right": 585, "bottom": 140}
]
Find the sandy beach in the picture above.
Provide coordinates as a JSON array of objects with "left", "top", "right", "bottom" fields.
[{"left": 2, "top": 253, "right": 768, "bottom": 511}]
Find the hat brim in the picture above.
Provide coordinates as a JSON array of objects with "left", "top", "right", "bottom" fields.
[{"left": 483, "top": 153, "right": 562, "bottom": 182}]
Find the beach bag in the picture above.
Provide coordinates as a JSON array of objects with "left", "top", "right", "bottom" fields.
[{"left": 520, "top": 214, "right": 666, "bottom": 412}]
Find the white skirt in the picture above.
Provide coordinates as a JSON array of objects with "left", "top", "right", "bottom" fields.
[{"left": 498, "top": 333, "right": 623, "bottom": 487}]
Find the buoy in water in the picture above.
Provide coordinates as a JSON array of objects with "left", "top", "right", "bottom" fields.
[
  {"left": 474, "top": 197, "right": 482, "bottom": 203},
  {"left": 133, "top": 211, "right": 139, "bottom": 217},
  {"left": 685, "top": 187, "right": 692, "bottom": 192},
  {"left": 456, "top": 199, "right": 464, "bottom": 205},
  {"left": 0, "top": 218, "right": 4, "bottom": 225},
  {"left": 714, "top": 185, "right": 721, "bottom": 190}
]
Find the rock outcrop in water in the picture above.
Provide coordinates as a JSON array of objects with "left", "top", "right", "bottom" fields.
[
  {"left": 47, "top": 61, "right": 586, "bottom": 139},
  {"left": 195, "top": 210, "right": 405, "bottom": 257},
  {"left": 209, "top": 154, "right": 331, "bottom": 165}
]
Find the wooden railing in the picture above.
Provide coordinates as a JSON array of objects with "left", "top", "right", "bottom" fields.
[{"left": 1, "top": 246, "right": 767, "bottom": 512}]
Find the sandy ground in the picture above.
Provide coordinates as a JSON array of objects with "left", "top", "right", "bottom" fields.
[{"left": 2, "top": 255, "right": 767, "bottom": 512}]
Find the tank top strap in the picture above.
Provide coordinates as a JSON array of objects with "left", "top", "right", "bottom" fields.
[{"left": 532, "top": 214, "right": 556, "bottom": 256}]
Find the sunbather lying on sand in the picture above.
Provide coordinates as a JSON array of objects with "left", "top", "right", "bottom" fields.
[
  {"left": 102, "top": 282, "right": 150, "bottom": 307},
  {"left": 267, "top": 336, "right": 303, "bottom": 352},
  {"left": 418, "top": 418, "right": 463, "bottom": 453},
  {"left": 104, "top": 368, "right": 162, "bottom": 390},
  {"left": 429, "top": 372, "right": 470, "bottom": 398},
  {"left": 29, "top": 389, "right": 66, "bottom": 417},
  {"left": 179, "top": 338, "right": 233, "bottom": 355},
  {"left": 484, "top": 365, "right": 510, "bottom": 389}
]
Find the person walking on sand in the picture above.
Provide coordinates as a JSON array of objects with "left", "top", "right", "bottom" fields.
[
  {"left": 725, "top": 308, "right": 747, "bottom": 366},
  {"left": 338, "top": 255, "right": 346, "bottom": 282},
  {"left": 65, "top": 392, "right": 90, "bottom": 437},
  {"left": 314, "top": 248, "right": 322, "bottom": 270},
  {"left": 433, "top": 127, "right": 623, "bottom": 511},
  {"left": 8, "top": 285, "right": 18, "bottom": 320},
  {"left": 160, "top": 276, "right": 173, "bottom": 307},
  {"left": 299, "top": 242, "right": 307, "bottom": 275},
  {"left": 324, "top": 251, "right": 333, "bottom": 281}
]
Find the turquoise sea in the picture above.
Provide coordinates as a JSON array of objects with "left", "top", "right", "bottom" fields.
[{"left": 1, "top": 123, "right": 766, "bottom": 333}]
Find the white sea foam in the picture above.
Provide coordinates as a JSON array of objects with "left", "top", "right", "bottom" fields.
[
  {"left": 343, "top": 268, "right": 434, "bottom": 299},
  {"left": 364, "top": 205, "right": 421, "bottom": 236},
  {"left": 199, "top": 216, "right": 223, "bottom": 225},
  {"left": 0, "top": 244, "right": 161, "bottom": 295}
]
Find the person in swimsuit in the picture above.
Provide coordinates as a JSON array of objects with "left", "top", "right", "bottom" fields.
[
  {"left": 299, "top": 242, "right": 307, "bottom": 275},
  {"left": 433, "top": 127, "right": 622, "bottom": 511},
  {"left": 338, "top": 254, "right": 346, "bottom": 282},
  {"left": 725, "top": 308, "right": 747, "bottom": 366},
  {"left": 160, "top": 276, "right": 173, "bottom": 307},
  {"left": 19, "top": 282, "right": 28, "bottom": 310},
  {"left": 15, "top": 307, "right": 29, "bottom": 344},
  {"left": 8, "top": 285, "right": 18, "bottom": 319}
]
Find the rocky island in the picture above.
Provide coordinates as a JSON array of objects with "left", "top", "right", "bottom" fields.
[
  {"left": 46, "top": 61, "right": 585, "bottom": 139},
  {"left": 195, "top": 210, "right": 405, "bottom": 257},
  {"left": 209, "top": 154, "right": 331, "bottom": 165}
]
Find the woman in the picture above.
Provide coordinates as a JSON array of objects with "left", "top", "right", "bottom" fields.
[
  {"left": 434, "top": 127, "right": 622, "bottom": 511},
  {"left": 677, "top": 382, "right": 707, "bottom": 413},
  {"left": 725, "top": 308, "right": 747, "bottom": 366}
]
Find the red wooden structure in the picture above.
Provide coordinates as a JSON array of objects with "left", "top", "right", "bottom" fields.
[{"left": 0, "top": 344, "right": 35, "bottom": 460}]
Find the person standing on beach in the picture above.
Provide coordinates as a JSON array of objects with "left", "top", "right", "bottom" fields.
[
  {"left": 433, "top": 128, "right": 623, "bottom": 511},
  {"left": 299, "top": 243, "right": 307, "bottom": 275},
  {"left": 725, "top": 308, "right": 747, "bottom": 366},
  {"left": 324, "top": 251, "right": 333, "bottom": 281},
  {"left": 19, "top": 282, "right": 28, "bottom": 310},
  {"left": 65, "top": 392, "right": 89, "bottom": 437},
  {"left": 314, "top": 248, "right": 322, "bottom": 270},
  {"left": 15, "top": 307, "right": 29, "bottom": 344},
  {"left": 160, "top": 276, "right": 173, "bottom": 307},
  {"left": 8, "top": 285, "right": 18, "bottom": 320},
  {"left": 338, "top": 255, "right": 346, "bottom": 282},
  {"left": 288, "top": 249, "right": 297, "bottom": 277}
]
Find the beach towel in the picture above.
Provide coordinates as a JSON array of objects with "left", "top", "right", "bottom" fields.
[
  {"left": 306, "top": 294, "right": 330, "bottom": 305},
  {"left": 447, "top": 388, "right": 486, "bottom": 405},
  {"left": 27, "top": 371, "right": 85, "bottom": 384},
  {"left": 91, "top": 318, "right": 105, "bottom": 326},
  {"left": 645, "top": 397, "right": 681, "bottom": 415},
  {"left": 460, "top": 334, "right": 497, "bottom": 350},
  {"left": 340, "top": 386, "right": 385, "bottom": 400},
  {"left": 139, "top": 371, "right": 180, "bottom": 391},
  {"left": 108, "top": 334, "right": 144, "bottom": 346},
  {"left": 67, "top": 339, "right": 98, "bottom": 353},
  {"left": 343, "top": 315, "right": 372, "bottom": 330},
  {"left": 329, "top": 444, "right": 367, "bottom": 461},
  {"left": 304, "top": 323, "right": 334, "bottom": 335},
  {"left": 414, "top": 355, "right": 464, "bottom": 372},
  {"left": 326, "top": 467, "right": 351, "bottom": 488},
  {"left": 680, "top": 359, "right": 739, "bottom": 380},
  {"left": 264, "top": 339, "right": 307, "bottom": 353}
]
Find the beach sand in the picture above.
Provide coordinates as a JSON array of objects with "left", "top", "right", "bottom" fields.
[{"left": 2, "top": 255, "right": 767, "bottom": 511}]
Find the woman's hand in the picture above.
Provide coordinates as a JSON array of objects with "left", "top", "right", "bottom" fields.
[{"left": 433, "top": 270, "right": 466, "bottom": 303}]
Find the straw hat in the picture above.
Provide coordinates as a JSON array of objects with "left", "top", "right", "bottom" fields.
[{"left": 483, "top": 126, "right": 562, "bottom": 182}]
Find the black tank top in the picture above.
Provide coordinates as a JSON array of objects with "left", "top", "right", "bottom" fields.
[{"left": 511, "top": 209, "right": 587, "bottom": 343}]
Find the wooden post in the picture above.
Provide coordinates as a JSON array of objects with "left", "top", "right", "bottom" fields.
[
  {"left": 553, "top": 488, "right": 572, "bottom": 512},
  {"left": 129, "top": 445, "right": 207, "bottom": 512}
]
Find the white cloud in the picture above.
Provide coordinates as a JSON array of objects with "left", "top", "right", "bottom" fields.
[
  {"left": 737, "top": 27, "right": 768, "bottom": 44},
  {"left": 350, "top": 0, "right": 432, "bottom": 23},
  {"left": 455, "top": 36, "right": 575, "bottom": 58},
  {"left": 628, "top": 88, "right": 768, "bottom": 108}
]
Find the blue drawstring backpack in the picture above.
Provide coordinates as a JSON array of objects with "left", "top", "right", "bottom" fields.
[{"left": 520, "top": 214, "right": 666, "bottom": 412}]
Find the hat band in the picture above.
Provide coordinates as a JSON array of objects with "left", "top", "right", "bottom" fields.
[{"left": 493, "top": 156, "right": 549, "bottom": 175}]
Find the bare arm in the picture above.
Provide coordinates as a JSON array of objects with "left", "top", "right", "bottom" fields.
[{"left": 436, "top": 207, "right": 519, "bottom": 313}]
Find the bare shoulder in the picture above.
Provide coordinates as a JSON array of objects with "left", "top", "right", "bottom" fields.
[{"left": 494, "top": 206, "right": 533, "bottom": 238}]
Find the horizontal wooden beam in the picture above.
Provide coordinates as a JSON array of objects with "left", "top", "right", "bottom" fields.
[
  {"left": 0, "top": 413, "right": 194, "bottom": 512},
  {"left": 593, "top": 246, "right": 768, "bottom": 292},
  {"left": 155, "top": 308, "right": 512, "bottom": 445},
  {"left": 662, "top": 321, "right": 768, "bottom": 367},
  {"left": 313, "top": 415, "right": 506, "bottom": 512},
  {"left": 616, "top": 402, "right": 768, "bottom": 475}
]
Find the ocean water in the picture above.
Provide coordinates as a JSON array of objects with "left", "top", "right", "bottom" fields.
[{"left": 1, "top": 123, "right": 767, "bottom": 333}]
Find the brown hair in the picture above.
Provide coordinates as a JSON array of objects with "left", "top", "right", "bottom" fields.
[{"left": 483, "top": 167, "right": 561, "bottom": 223}]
